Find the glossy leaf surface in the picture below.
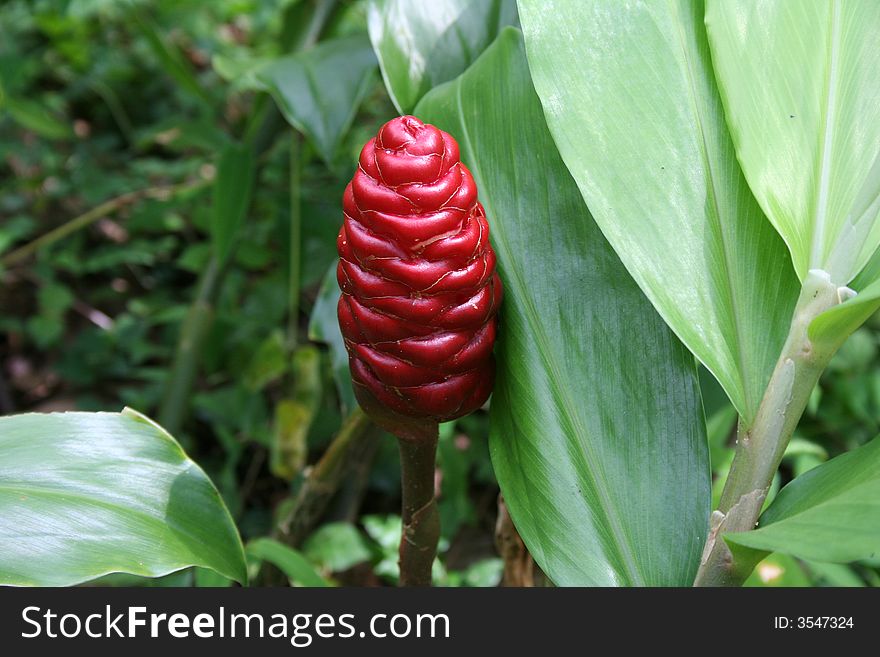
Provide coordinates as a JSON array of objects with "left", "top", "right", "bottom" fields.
[
  {"left": 368, "top": 0, "right": 517, "bottom": 113},
  {"left": 0, "top": 410, "right": 246, "bottom": 586},
  {"left": 518, "top": 0, "right": 799, "bottom": 423},
  {"left": 706, "top": 0, "right": 880, "bottom": 285},
  {"left": 417, "top": 29, "right": 709, "bottom": 586},
  {"left": 259, "top": 35, "right": 377, "bottom": 165}
]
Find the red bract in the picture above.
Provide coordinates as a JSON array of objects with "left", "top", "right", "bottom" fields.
[{"left": 337, "top": 115, "right": 502, "bottom": 432}]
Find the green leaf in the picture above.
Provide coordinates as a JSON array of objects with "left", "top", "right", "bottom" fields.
[
  {"left": 244, "top": 330, "right": 288, "bottom": 391},
  {"left": 706, "top": 1, "right": 880, "bottom": 285},
  {"left": 308, "top": 262, "right": 356, "bottom": 414},
  {"left": 211, "top": 141, "right": 256, "bottom": 265},
  {"left": 727, "top": 435, "right": 880, "bottom": 563},
  {"left": 301, "top": 522, "right": 373, "bottom": 573},
  {"left": 743, "top": 553, "right": 811, "bottom": 587},
  {"left": 457, "top": 558, "right": 503, "bottom": 588},
  {"left": 246, "top": 538, "right": 328, "bottom": 587},
  {"left": 211, "top": 53, "right": 271, "bottom": 92},
  {"left": 2, "top": 95, "right": 73, "bottom": 140},
  {"left": 851, "top": 245, "right": 880, "bottom": 291},
  {"left": 0, "top": 216, "right": 35, "bottom": 257},
  {"left": 805, "top": 561, "right": 865, "bottom": 587},
  {"left": 270, "top": 345, "right": 322, "bottom": 480},
  {"left": 0, "top": 409, "right": 246, "bottom": 586},
  {"left": 707, "top": 403, "right": 737, "bottom": 470},
  {"left": 810, "top": 276, "right": 880, "bottom": 355},
  {"left": 518, "top": 0, "right": 799, "bottom": 423},
  {"left": 416, "top": 28, "right": 710, "bottom": 586},
  {"left": 258, "top": 35, "right": 377, "bottom": 165},
  {"left": 133, "top": 12, "right": 212, "bottom": 107},
  {"left": 784, "top": 437, "right": 829, "bottom": 462},
  {"left": 367, "top": 0, "right": 518, "bottom": 114},
  {"left": 194, "top": 567, "right": 234, "bottom": 588}
]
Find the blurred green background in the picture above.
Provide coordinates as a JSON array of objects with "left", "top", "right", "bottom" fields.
[{"left": 0, "top": 0, "right": 877, "bottom": 587}]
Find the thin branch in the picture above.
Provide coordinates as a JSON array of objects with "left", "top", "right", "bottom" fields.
[
  {"left": 288, "top": 130, "right": 302, "bottom": 349},
  {"left": 1, "top": 178, "right": 211, "bottom": 268}
]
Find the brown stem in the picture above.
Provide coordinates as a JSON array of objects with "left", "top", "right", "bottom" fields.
[
  {"left": 397, "top": 429, "right": 440, "bottom": 587},
  {"left": 496, "top": 493, "right": 542, "bottom": 587}
]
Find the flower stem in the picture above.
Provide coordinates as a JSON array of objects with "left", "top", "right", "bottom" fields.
[
  {"left": 397, "top": 429, "right": 440, "bottom": 587},
  {"left": 694, "top": 270, "right": 845, "bottom": 586}
]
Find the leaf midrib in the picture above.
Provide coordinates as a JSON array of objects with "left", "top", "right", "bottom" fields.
[{"left": 810, "top": 0, "right": 842, "bottom": 272}]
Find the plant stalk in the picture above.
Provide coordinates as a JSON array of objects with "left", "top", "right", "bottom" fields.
[
  {"left": 693, "top": 270, "right": 847, "bottom": 586},
  {"left": 287, "top": 130, "right": 302, "bottom": 349},
  {"left": 157, "top": 256, "right": 222, "bottom": 437},
  {"left": 276, "top": 408, "right": 379, "bottom": 546},
  {"left": 397, "top": 430, "right": 440, "bottom": 587}
]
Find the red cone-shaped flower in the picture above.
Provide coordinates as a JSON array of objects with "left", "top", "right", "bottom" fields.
[{"left": 337, "top": 115, "right": 502, "bottom": 434}]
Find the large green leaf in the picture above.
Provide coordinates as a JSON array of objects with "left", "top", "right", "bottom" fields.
[
  {"left": 706, "top": 1, "right": 880, "bottom": 285},
  {"left": 727, "top": 435, "right": 880, "bottom": 563},
  {"left": 517, "top": 0, "right": 798, "bottom": 423},
  {"left": 0, "top": 410, "right": 246, "bottom": 586},
  {"left": 368, "top": 0, "right": 518, "bottom": 114},
  {"left": 416, "top": 28, "right": 710, "bottom": 586},
  {"left": 258, "top": 35, "right": 377, "bottom": 165}
]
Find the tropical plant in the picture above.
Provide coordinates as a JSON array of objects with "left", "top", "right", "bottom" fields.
[
  {"left": 0, "top": 0, "right": 877, "bottom": 588},
  {"left": 375, "top": 0, "right": 880, "bottom": 587}
]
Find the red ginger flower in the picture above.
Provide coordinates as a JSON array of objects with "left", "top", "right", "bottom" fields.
[{"left": 337, "top": 115, "right": 502, "bottom": 433}]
